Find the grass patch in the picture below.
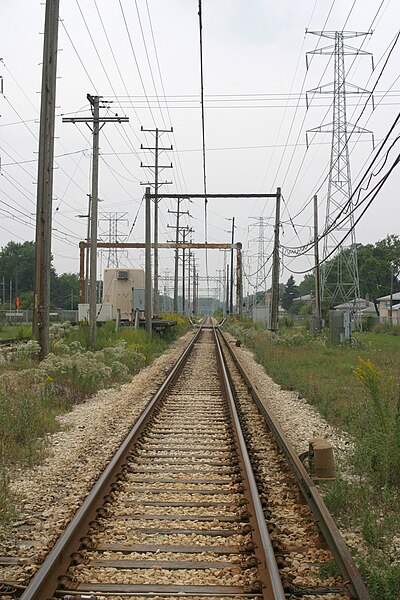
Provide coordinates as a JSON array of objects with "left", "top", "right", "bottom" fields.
[
  {"left": 0, "top": 324, "right": 32, "bottom": 341},
  {"left": 357, "top": 556, "right": 400, "bottom": 600},
  {"left": 227, "top": 319, "right": 400, "bottom": 600}
]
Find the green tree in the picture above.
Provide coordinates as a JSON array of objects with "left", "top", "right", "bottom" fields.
[
  {"left": 51, "top": 273, "right": 80, "bottom": 309},
  {"left": 0, "top": 241, "right": 36, "bottom": 300},
  {"left": 297, "top": 273, "right": 315, "bottom": 297},
  {"left": 0, "top": 240, "right": 80, "bottom": 309},
  {"left": 358, "top": 235, "right": 400, "bottom": 300},
  {"left": 281, "top": 275, "right": 298, "bottom": 311}
]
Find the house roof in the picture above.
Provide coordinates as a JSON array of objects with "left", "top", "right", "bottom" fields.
[
  {"left": 293, "top": 294, "right": 312, "bottom": 303},
  {"left": 376, "top": 291, "right": 400, "bottom": 302},
  {"left": 334, "top": 298, "right": 369, "bottom": 310},
  {"left": 360, "top": 305, "right": 377, "bottom": 313}
]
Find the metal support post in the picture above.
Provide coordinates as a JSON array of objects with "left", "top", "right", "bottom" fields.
[
  {"left": 236, "top": 242, "right": 243, "bottom": 318},
  {"left": 226, "top": 263, "right": 230, "bottom": 315},
  {"left": 79, "top": 242, "right": 85, "bottom": 303},
  {"left": 314, "top": 194, "right": 322, "bottom": 330},
  {"left": 229, "top": 217, "right": 235, "bottom": 314},
  {"left": 270, "top": 187, "right": 281, "bottom": 333},
  {"left": 145, "top": 187, "right": 152, "bottom": 334}
]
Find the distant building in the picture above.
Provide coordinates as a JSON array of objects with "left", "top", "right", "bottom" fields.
[
  {"left": 333, "top": 298, "right": 370, "bottom": 312},
  {"left": 376, "top": 291, "right": 400, "bottom": 324},
  {"left": 292, "top": 293, "right": 313, "bottom": 307}
]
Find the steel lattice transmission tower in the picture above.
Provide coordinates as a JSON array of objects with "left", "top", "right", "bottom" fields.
[
  {"left": 306, "top": 31, "right": 374, "bottom": 307},
  {"left": 99, "top": 212, "right": 129, "bottom": 267},
  {"left": 248, "top": 217, "right": 272, "bottom": 301}
]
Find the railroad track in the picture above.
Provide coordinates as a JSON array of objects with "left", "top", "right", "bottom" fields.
[{"left": 1, "top": 324, "right": 370, "bottom": 600}]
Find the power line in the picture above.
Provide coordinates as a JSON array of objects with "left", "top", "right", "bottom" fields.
[{"left": 118, "top": 0, "right": 157, "bottom": 127}]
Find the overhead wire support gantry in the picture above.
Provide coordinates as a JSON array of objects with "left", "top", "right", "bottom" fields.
[{"left": 144, "top": 190, "right": 282, "bottom": 332}]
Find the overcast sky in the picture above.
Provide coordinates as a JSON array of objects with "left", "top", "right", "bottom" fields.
[{"left": 1, "top": 0, "right": 399, "bottom": 300}]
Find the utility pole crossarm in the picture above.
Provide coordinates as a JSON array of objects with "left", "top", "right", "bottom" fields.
[{"left": 62, "top": 117, "right": 129, "bottom": 123}]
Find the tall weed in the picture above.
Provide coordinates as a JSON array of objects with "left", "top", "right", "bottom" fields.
[
  {"left": 0, "top": 319, "right": 188, "bottom": 525},
  {"left": 353, "top": 358, "right": 400, "bottom": 488}
]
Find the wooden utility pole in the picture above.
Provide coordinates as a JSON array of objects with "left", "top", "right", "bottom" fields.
[
  {"left": 88, "top": 95, "right": 100, "bottom": 349},
  {"left": 141, "top": 127, "right": 173, "bottom": 314},
  {"left": 270, "top": 187, "right": 281, "bottom": 333},
  {"left": 33, "top": 0, "right": 59, "bottom": 359},
  {"left": 167, "top": 200, "right": 189, "bottom": 313},
  {"left": 314, "top": 194, "right": 322, "bottom": 330},
  {"left": 145, "top": 187, "right": 152, "bottom": 334},
  {"left": 63, "top": 96, "right": 128, "bottom": 349},
  {"left": 180, "top": 227, "right": 192, "bottom": 315}
]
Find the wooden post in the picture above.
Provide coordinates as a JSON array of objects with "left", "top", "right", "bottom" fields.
[
  {"left": 88, "top": 95, "right": 100, "bottom": 350},
  {"left": 33, "top": 0, "right": 60, "bottom": 359}
]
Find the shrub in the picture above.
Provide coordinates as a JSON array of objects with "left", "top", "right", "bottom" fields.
[
  {"left": 362, "top": 314, "right": 376, "bottom": 332},
  {"left": 0, "top": 369, "right": 62, "bottom": 467},
  {"left": 353, "top": 358, "right": 400, "bottom": 488},
  {"left": 7, "top": 340, "right": 41, "bottom": 364},
  {"left": 280, "top": 315, "right": 294, "bottom": 328},
  {"left": 49, "top": 321, "right": 77, "bottom": 340},
  {"left": 372, "top": 322, "right": 400, "bottom": 335}
]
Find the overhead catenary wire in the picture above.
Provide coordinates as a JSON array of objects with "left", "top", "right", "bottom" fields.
[
  {"left": 282, "top": 151, "right": 400, "bottom": 276},
  {"left": 197, "top": 0, "right": 210, "bottom": 297},
  {"left": 281, "top": 116, "right": 400, "bottom": 259},
  {"left": 144, "top": 0, "right": 188, "bottom": 194}
]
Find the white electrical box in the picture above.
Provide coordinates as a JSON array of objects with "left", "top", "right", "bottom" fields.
[
  {"left": 133, "top": 288, "right": 145, "bottom": 312},
  {"left": 102, "top": 268, "right": 145, "bottom": 320},
  {"left": 78, "top": 303, "right": 113, "bottom": 322}
]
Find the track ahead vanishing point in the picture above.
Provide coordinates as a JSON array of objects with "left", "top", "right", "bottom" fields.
[{"left": 2, "top": 321, "right": 370, "bottom": 600}]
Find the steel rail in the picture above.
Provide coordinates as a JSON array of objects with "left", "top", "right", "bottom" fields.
[
  {"left": 217, "top": 327, "right": 371, "bottom": 600},
  {"left": 20, "top": 327, "right": 202, "bottom": 600},
  {"left": 213, "top": 326, "right": 286, "bottom": 600}
]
